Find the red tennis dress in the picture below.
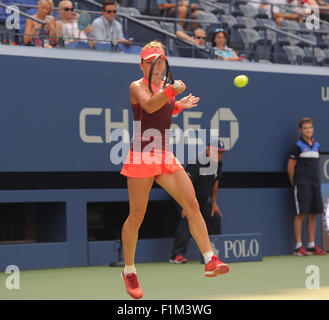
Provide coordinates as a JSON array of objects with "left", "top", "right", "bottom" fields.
[{"left": 120, "top": 97, "right": 183, "bottom": 178}]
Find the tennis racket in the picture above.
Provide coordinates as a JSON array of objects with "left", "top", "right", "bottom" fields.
[
  {"left": 77, "top": 12, "right": 91, "bottom": 39},
  {"left": 148, "top": 54, "right": 175, "bottom": 95}
]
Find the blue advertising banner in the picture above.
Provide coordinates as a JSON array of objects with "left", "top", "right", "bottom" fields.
[{"left": 0, "top": 47, "right": 328, "bottom": 172}]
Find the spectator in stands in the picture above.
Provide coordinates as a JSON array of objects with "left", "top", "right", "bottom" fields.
[
  {"left": 24, "top": 0, "right": 57, "bottom": 47},
  {"left": 315, "top": 0, "right": 329, "bottom": 21},
  {"left": 157, "top": 0, "right": 203, "bottom": 30},
  {"left": 56, "top": 0, "right": 94, "bottom": 48},
  {"left": 175, "top": 27, "right": 207, "bottom": 47},
  {"left": 211, "top": 28, "right": 241, "bottom": 61},
  {"left": 287, "top": 117, "right": 326, "bottom": 256},
  {"left": 297, "top": 0, "right": 329, "bottom": 23},
  {"left": 272, "top": 0, "right": 303, "bottom": 26},
  {"left": 192, "top": 27, "right": 207, "bottom": 47},
  {"left": 91, "top": 0, "right": 132, "bottom": 47}
]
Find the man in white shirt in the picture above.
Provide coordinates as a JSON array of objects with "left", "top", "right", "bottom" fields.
[{"left": 92, "top": 0, "right": 132, "bottom": 46}]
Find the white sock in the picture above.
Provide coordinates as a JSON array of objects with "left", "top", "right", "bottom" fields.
[
  {"left": 295, "top": 242, "right": 302, "bottom": 249},
  {"left": 203, "top": 251, "right": 214, "bottom": 264},
  {"left": 124, "top": 265, "right": 136, "bottom": 275},
  {"left": 307, "top": 242, "right": 315, "bottom": 248}
]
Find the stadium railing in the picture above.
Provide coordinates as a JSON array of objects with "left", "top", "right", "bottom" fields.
[{"left": 1, "top": 0, "right": 329, "bottom": 65}]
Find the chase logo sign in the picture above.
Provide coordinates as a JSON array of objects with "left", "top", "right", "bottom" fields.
[
  {"left": 201, "top": 233, "right": 263, "bottom": 263},
  {"left": 79, "top": 107, "right": 239, "bottom": 150}
]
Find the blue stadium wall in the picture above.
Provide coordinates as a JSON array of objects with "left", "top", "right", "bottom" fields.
[{"left": 0, "top": 46, "right": 328, "bottom": 270}]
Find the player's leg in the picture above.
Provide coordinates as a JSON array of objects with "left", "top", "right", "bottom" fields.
[
  {"left": 293, "top": 184, "right": 309, "bottom": 256},
  {"left": 155, "top": 170, "right": 229, "bottom": 276},
  {"left": 307, "top": 213, "right": 317, "bottom": 244},
  {"left": 121, "top": 176, "right": 154, "bottom": 299},
  {"left": 122, "top": 176, "right": 154, "bottom": 265},
  {"left": 306, "top": 185, "right": 326, "bottom": 255},
  {"left": 156, "top": 170, "right": 211, "bottom": 254}
]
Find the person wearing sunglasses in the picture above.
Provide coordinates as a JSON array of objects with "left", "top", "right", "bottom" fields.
[
  {"left": 175, "top": 27, "right": 208, "bottom": 48},
  {"left": 211, "top": 28, "right": 241, "bottom": 62},
  {"left": 92, "top": 0, "right": 133, "bottom": 48},
  {"left": 56, "top": 0, "right": 94, "bottom": 48},
  {"left": 192, "top": 27, "right": 207, "bottom": 47}
]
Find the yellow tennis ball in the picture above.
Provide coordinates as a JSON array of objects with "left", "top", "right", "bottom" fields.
[{"left": 234, "top": 75, "right": 249, "bottom": 88}]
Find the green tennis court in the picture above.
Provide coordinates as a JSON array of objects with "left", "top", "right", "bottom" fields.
[{"left": 1, "top": 255, "right": 328, "bottom": 300}]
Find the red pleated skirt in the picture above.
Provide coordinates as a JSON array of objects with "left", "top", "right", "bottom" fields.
[{"left": 120, "top": 150, "right": 183, "bottom": 178}]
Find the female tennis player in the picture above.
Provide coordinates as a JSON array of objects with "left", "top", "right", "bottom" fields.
[{"left": 120, "top": 40, "right": 230, "bottom": 299}]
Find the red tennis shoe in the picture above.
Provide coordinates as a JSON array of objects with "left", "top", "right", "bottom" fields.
[
  {"left": 204, "top": 255, "right": 230, "bottom": 277},
  {"left": 169, "top": 255, "right": 188, "bottom": 264},
  {"left": 121, "top": 271, "right": 143, "bottom": 299},
  {"left": 306, "top": 245, "right": 327, "bottom": 255}
]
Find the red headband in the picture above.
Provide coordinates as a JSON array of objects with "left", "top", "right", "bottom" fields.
[{"left": 141, "top": 47, "right": 166, "bottom": 61}]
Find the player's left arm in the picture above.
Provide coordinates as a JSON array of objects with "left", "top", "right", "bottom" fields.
[{"left": 211, "top": 180, "right": 223, "bottom": 217}]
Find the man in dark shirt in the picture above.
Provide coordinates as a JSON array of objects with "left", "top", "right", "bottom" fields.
[
  {"left": 170, "top": 138, "right": 226, "bottom": 263},
  {"left": 287, "top": 117, "right": 326, "bottom": 256}
]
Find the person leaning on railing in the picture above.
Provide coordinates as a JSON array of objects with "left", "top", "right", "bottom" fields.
[{"left": 24, "top": 0, "right": 57, "bottom": 47}]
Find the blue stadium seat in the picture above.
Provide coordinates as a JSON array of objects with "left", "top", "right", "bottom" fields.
[
  {"left": 282, "top": 45, "right": 306, "bottom": 65},
  {"left": 237, "top": 16, "right": 257, "bottom": 29},
  {"left": 117, "top": 6, "right": 141, "bottom": 17},
  {"left": 239, "top": 4, "right": 269, "bottom": 19},
  {"left": 295, "top": 34, "right": 317, "bottom": 48},
  {"left": 323, "top": 48, "right": 329, "bottom": 65},
  {"left": 303, "top": 47, "right": 326, "bottom": 65},
  {"left": 318, "top": 35, "right": 329, "bottom": 49},
  {"left": 219, "top": 14, "right": 238, "bottom": 30},
  {"left": 160, "top": 22, "right": 183, "bottom": 34},
  {"left": 257, "top": 29, "right": 277, "bottom": 45},
  {"left": 320, "top": 22, "right": 329, "bottom": 32},
  {"left": 196, "top": 11, "right": 219, "bottom": 31},
  {"left": 255, "top": 18, "right": 276, "bottom": 31},
  {"left": 280, "top": 20, "right": 300, "bottom": 32},
  {"left": 238, "top": 28, "right": 261, "bottom": 60}
]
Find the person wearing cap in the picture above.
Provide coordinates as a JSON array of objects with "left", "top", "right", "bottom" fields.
[
  {"left": 211, "top": 28, "right": 241, "bottom": 61},
  {"left": 120, "top": 40, "right": 230, "bottom": 300},
  {"left": 170, "top": 139, "right": 227, "bottom": 264}
]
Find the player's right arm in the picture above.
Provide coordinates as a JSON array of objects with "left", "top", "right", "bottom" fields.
[
  {"left": 129, "top": 80, "right": 185, "bottom": 114},
  {"left": 287, "top": 158, "right": 297, "bottom": 186}
]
